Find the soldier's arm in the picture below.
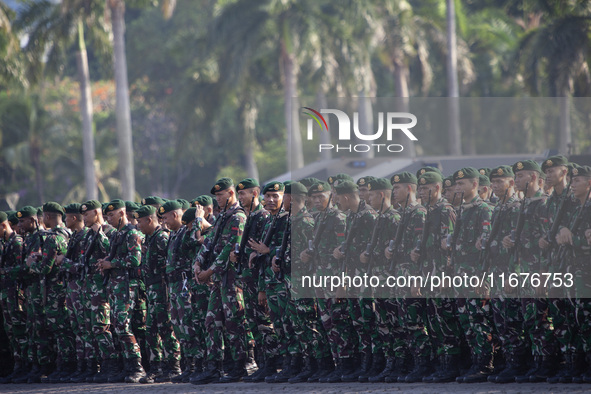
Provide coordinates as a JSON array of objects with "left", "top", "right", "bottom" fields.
[
  {"left": 30, "top": 235, "right": 59, "bottom": 275},
  {"left": 111, "top": 231, "right": 142, "bottom": 269},
  {"left": 157, "top": 232, "right": 170, "bottom": 269},
  {"left": 210, "top": 213, "right": 246, "bottom": 275},
  {"left": 7, "top": 238, "right": 24, "bottom": 281}
]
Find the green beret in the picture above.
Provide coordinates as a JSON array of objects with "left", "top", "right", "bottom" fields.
[
  {"left": 512, "top": 160, "right": 541, "bottom": 174},
  {"left": 36, "top": 207, "right": 43, "bottom": 216},
  {"left": 490, "top": 165, "right": 514, "bottom": 179},
  {"left": 104, "top": 199, "right": 126, "bottom": 213},
  {"left": 328, "top": 173, "right": 353, "bottom": 185},
  {"left": 136, "top": 205, "right": 157, "bottom": 219},
  {"left": 286, "top": 181, "right": 308, "bottom": 195},
  {"left": 7, "top": 212, "right": 18, "bottom": 225},
  {"left": 210, "top": 177, "right": 234, "bottom": 194},
  {"left": 0, "top": 211, "right": 7, "bottom": 223},
  {"left": 43, "top": 202, "right": 64, "bottom": 215},
  {"left": 176, "top": 199, "right": 190, "bottom": 210},
  {"left": 442, "top": 176, "right": 455, "bottom": 189},
  {"left": 64, "top": 203, "right": 81, "bottom": 214},
  {"left": 478, "top": 174, "right": 491, "bottom": 187},
  {"left": 299, "top": 177, "right": 320, "bottom": 188},
  {"left": 159, "top": 200, "right": 182, "bottom": 216},
  {"left": 236, "top": 178, "right": 260, "bottom": 191},
  {"left": 416, "top": 166, "right": 443, "bottom": 178},
  {"left": 262, "top": 181, "right": 285, "bottom": 194},
  {"left": 334, "top": 180, "right": 358, "bottom": 195},
  {"left": 283, "top": 180, "right": 292, "bottom": 189},
  {"left": 418, "top": 172, "right": 443, "bottom": 185},
  {"left": 357, "top": 176, "right": 376, "bottom": 187},
  {"left": 80, "top": 200, "right": 102, "bottom": 213},
  {"left": 125, "top": 201, "right": 140, "bottom": 212},
  {"left": 567, "top": 163, "right": 576, "bottom": 177},
  {"left": 570, "top": 164, "right": 591, "bottom": 178},
  {"left": 453, "top": 167, "right": 480, "bottom": 182},
  {"left": 478, "top": 168, "right": 492, "bottom": 178},
  {"left": 368, "top": 178, "right": 393, "bottom": 191},
  {"left": 541, "top": 155, "right": 569, "bottom": 172},
  {"left": 308, "top": 181, "right": 331, "bottom": 195},
  {"left": 141, "top": 196, "right": 165, "bottom": 206},
  {"left": 182, "top": 208, "right": 196, "bottom": 225},
  {"left": 391, "top": 172, "right": 417, "bottom": 185},
  {"left": 192, "top": 195, "right": 213, "bottom": 207}
]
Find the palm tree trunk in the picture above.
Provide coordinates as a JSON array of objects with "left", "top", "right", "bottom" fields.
[
  {"left": 242, "top": 100, "right": 259, "bottom": 179},
  {"left": 75, "top": 20, "right": 98, "bottom": 200},
  {"left": 357, "top": 91, "right": 374, "bottom": 159},
  {"left": 315, "top": 88, "right": 332, "bottom": 161},
  {"left": 109, "top": 0, "right": 135, "bottom": 200},
  {"left": 446, "top": 0, "right": 462, "bottom": 155},
  {"left": 393, "top": 56, "right": 416, "bottom": 158},
  {"left": 558, "top": 83, "right": 572, "bottom": 155},
  {"left": 281, "top": 38, "right": 304, "bottom": 171}
]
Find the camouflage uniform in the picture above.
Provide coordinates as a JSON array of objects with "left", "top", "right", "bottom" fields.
[{"left": 142, "top": 226, "right": 180, "bottom": 363}]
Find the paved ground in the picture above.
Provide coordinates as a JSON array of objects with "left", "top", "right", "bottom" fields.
[{"left": 1, "top": 382, "right": 591, "bottom": 393}]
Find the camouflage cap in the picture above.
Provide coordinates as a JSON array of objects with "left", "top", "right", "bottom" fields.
[
  {"left": 418, "top": 172, "right": 443, "bottom": 185},
  {"left": 298, "top": 177, "right": 321, "bottom": 188},
  {"left": 17, "top": 206, "right": 38, "bottom": 219},
  {"left": 334, "top": 180, "right": 358, "bottom": 195},
  {"left": 104, "top": 199, "right": 126, "bottom": 213},
  {"left": 141, "top": 196, "right": 165, "bottom": 206},
  {"left": 210, "top": 177, "right": 234, "bottom": 194},
  {"left": 0, "top": 211, "right": 7, "bottom": 223},
  {"left": 64, "top": 203, "right": 82, "bottom": 214},
  {"left": 357, "top": 176, "right": 376, "bottom": 187},
  {"left": 570, "top": 164, "right": 591, "bottom": 178},
  {"left": 262, "top": 181, "right": 285, "bottom": 194},
  {"left": 490, "top": 165, "right": 514, "bottom": 179},
  {"left": 176, "top": 199, "right": 190, "bottom": 210},
  {"left": 80, "top": 200, "right": 102, "bottom": 213},
  {"left": 541, "top": 155, "right": 569, "bottom": 173},
  {"left": 308, "top": 181, "right": 331, "bottom": 196},
  {"left": 453, "top": 167, "right": 479, "bottom": 182},
  {"left": 136, "top": 205, "right": 157, "bottom": 219},
  {"left": 159, "top": 200, "right": 183, "bottom": 215},
  {"left": 125, "top": 201, "right": 140, "bottom": 212},
  {"left": 43, "top": 202, "right": 65, "bottom": 215},
  {"left": 182, "top": 208, "right": 196, "bottom": 225},
  {"left": 192, "top": 195, "right": 213, "bottom": 207},
  {"left": 391, "top": 172, "right": 417, "bottom": 185},
  {"left": 478, "top": 174, "right": 491, "bottom": 187},
  {"left": 237, "top": 178, "right": 260, "bottom": 191},
  {"left": 286, "top": 181, "right": 307, "bottom": 195},
  {"left": 368, "top": 178, "right": 393, "bottom": 191},
  {"left": 416, "top": 166, "right": 443, "bottom": 178},
  {"left": 512, "top": 160, "right": 541, "bottom": 174}
]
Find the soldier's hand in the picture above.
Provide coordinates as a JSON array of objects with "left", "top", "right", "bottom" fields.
[
  {"left": 194, "top": 204, "right": 205, "bottom": 219},
  {"left": 271, "top": 257, "right": 280, "bottom": 273},
  {"left": 56, "top": 255, "right": 65, "bottom": 265},
  {"left": 586, "top": 229, "right": 591, "bottom": 245},
  {"left": 198, "top": 268, "right": 212, "bottom": 283},
  {"left": 410, "top": 250, "right": 420, "bottom": 262},
  {"left": 248, "top": 240, "right": 270, "bottom": 255},
  {"left": 258, "top": 291, "right": 267, "bottom": 308},
  {"left": 333, "top": 247, "right": 345, "bottom": 260},
  {"left": 91, "top": 223, "right": 101, "bottom": 233},
  {"left": 539, "top": 237, "right": 550, "bottom": 250},
  {"left": 501, "top": 235, "right": 514, "bottom": 249},
  {"left": 556, "top": 227, "right": 573, "bottom": 245},
  {"left": 248, "top": 253, "right": 256, "bottom": 269},
  {"left": 229, "top": 251, "right": 237, "bottom": 263},
  {"left": 97, "top": 259, "right": 112, "bottom": 271},
  {"left": 441, "top": 239, "right": 448, "bottom": 251},
  {"left": 300, "top": 250, "right": 311, "bottom": 263},
  {"left": 475, "top": 237, "right": 482, "bottom": 250},
  {"left": 411, "top": 285, "right": 421, "bottom": 297},
  {"left": 384, "top": 246, "right": 393, "bottom": 260},
  {"left": 360, "top": 252, "right": 369, "bottom": 264}
]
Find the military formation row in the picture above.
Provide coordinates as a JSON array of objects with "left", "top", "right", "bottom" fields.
[{"left": 0, "top": 154, "right": 591, "bottom": 386}]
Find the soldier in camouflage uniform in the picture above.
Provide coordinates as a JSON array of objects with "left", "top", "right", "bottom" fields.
[
  {"left": 135, "top": 205, "right": 181, "bottom": 383},
  {"left": 56, "top": 203, "right": 88, "bottom": 382},
  {"left": 97, "top": 199, "right": 146, "bottom": 383},
  {"left": 331, "top": 180, "right": 377, "bottom": 383},
  {"left": 26, "top": 202, "right": 74, "bottom": 382},
  {"left": 358, "top": 178, "right": 401, "bottom": 383},
  {"left": 448, "top": 167, "right": 495, "bottom": 383},
  {"left": 192, "top": 178, "right": 247, "bottom": 384},
  {"left": 160, "top": 200, "right": 200, "bottom": 382},
  {"left": 300, "top": 181, "right": 347, "bottom": 383},
  {"left": 0, "top": 211, "right": 26, "bottom": 383},
  {"left": 357, "top": 176, "right": 376, "bottom": 203},
  {"left": 411, "top": 172, "right": 460, "bottom": 383},
  {"left": 230, "top": 179, "right": 280, "bottom": 383}
]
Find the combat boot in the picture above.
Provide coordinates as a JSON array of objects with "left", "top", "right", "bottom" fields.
[
  {"left": 368, "top": 356, "right": 394, "bottom": 383},
  {"left": 580, "top": 352, "right": 591, "bottom": 383},
  {"left": 245, "top": 348, "right": 257, "bottom": 373},
  {"left": 265, "top": 354, "right": 290, "bottom": 383},
  {"left": 492, "top": 354, "right": 528, "bottom": 383},
  {"left": 28, "top": 363, "right": 51, "bottom": 384},
  {"left": 319, "top": 358, "right": 343, "bottom": 383},
  {"left": 456, "top": 353, "right": 479, "bottom": 383},
  {"left": 273, "top": 355, "right": 302, "bottom": 383},
  {"left": 219, "top": 358, "right": 247, "bottom": 383},
  {"left": 360, "top": 352, "right": 385, "bottom": 382},
  {"left": 42, "top": 361, "right": 60, "bottom": 383},
  {"left": 124, "top": 357, "right": 147, "bottom": 383},
  {"left": 386, "top": 356, "right": 412, "bottom": 383},
  {"left": 400, "top": 356, "right": 432, "bottom": 383},
  {"left": 72, "top": 358, "right": 97, "bottom": 383},
  {"left": 528, "top": 355, "right": 557, "bottom": 382},
  {"left": 460, "top": 353, "right": 494, "bottom": 383},
  {"left": 0, "top": 361, "right": 24, "bottom": 384},
  {"left": 171, "top": 356, "right": 194, "bottom": 383},
  {"left": 342, "top": 351, "right": 371, "bottom": 382},
  {"left": 307, "top": 356, "right": 334, "bottom": 382},
  {"left": 190, "top": 360, "right": 223, "bottom": 385},
  {"left": 62, "top": 359, "right": 85, "bottom": 383},
  {"left": 155, "top": 358, "right": 182, "bottom": 383},
  {"left": 139, "top": 360, "right": 161, "bottom": 384},
  {"left": 431, "top": 354, "right": 461, "bottom": 383},
  {"left": 288, "top": 356, "right": 317, "bottom": 383},
  {"left": 12, "top": 362, "right": 35, "bottom": 384},
  {"left": 107, "top": 358, "right": 127, "bottom": 383},
  {"left": 246, "top": 355, "right": 277, "bottom": 382}
]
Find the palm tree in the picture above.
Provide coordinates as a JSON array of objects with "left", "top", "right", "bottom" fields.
[{"left": 446, "top": 0, "right": 461, "bottom": 155}]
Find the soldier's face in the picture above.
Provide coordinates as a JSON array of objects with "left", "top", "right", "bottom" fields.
[
  {"left": 491, "top": 178, "right": 511, "bottom": 197},
  {"left": 215, "top": 189, "right": 233, "bottom": 208},
  {"left": 417, "top": 184, "right": 438, "bottom": 204},
  {"left": 162, "top": 210, "right": 181, "bottom": 231},
  {"left": 237, "top": 189, "right": 256, "bottom": 208},
  {"left": 515, "top": 171, "right": 534, "bottom": 192},
  {"left": 283, "top": 194, "right": 292, "bottom": 210},
  {"left": 358, "top": 186, "right": 369, "bottom": 201},
  {"left": 367, "top": 190, "right": 382, "bottom": 210},
  {"left": 0, "top": 222, "right": 6, "bottom": 238},
  {"left": 334, "top": 194, "right": 349, "bottom": 211},
  {"left": 18, "top": 217, "right": 35, "bottom": 233},
  {"left": 310, "top": 192, "right": 330, "bottom": 211},
  {"left": 454, "top": 179, "right": 473, "bottom": 198},
  {"left": 571, "top": 176, "right": 591, "bottom": 199},
  {"left": 392, "top": 184, "right": 408, "bottom": 204},
  {"left": 65, "top": 213, "right": 77, "bottom": 229},
  {"left": 264, "top": 192, "right": 283, "bottom": 212},
  {"left": 545, "top": 166, "right": 566, "bottom": 187},
  {"left": 106, "top": 210, "right": 124, "bottom": 228},
  {"left": 83, "top": 209, "right": 98, "bottom": 227},
  {"left": 137, "top": 216, "right": 153, "bottom": 235}
]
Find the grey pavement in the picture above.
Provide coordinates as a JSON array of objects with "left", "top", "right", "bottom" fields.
[{"left": 1, "top": 382, "right": 591, "bottom": 393}]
